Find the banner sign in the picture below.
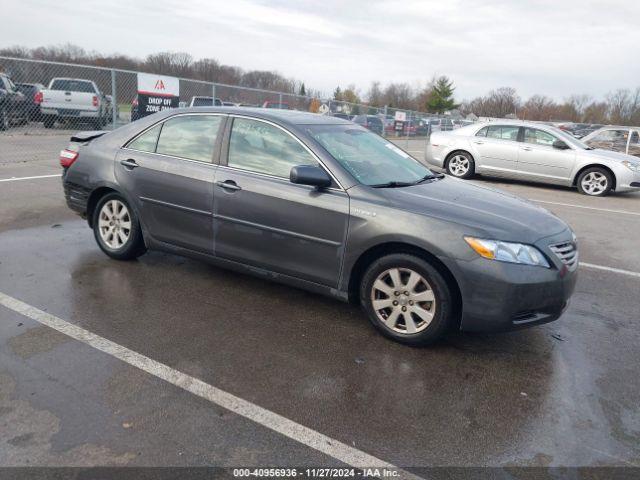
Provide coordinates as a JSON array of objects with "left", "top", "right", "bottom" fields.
[{"left": 136, "top": 73, "right": 180, "bottom": 118}]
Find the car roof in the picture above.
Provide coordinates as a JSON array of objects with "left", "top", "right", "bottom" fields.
[{"left": 166, "top": 106, "right": 352, "bottom": 125}]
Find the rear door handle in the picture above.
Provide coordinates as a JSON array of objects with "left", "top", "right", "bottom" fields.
[
  {"left": 473, "top": 140, "right": 484, "bottom": 144},
  {"left": 120, "top": 159, "right": 139, "bottom": 169},
  {"left": 216, "top": 180, "right": 242, "bottom": 191}
]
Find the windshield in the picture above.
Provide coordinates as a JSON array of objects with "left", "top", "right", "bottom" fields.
[
  {"left": 306, "top": 124, "right": 433, "bottom": 186},
  {"left": 549, "top": 126, "right": 591, "bottom": 149}
]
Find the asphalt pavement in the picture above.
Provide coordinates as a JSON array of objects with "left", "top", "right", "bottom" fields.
[{"left": 0, "top": 132, "right": 639, "bottom": 471}]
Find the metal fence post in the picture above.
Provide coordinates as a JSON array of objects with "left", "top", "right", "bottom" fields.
[
  {"left": 278, "top": 93, "right": 283, "bottom": 109},
  {"left": 110, "top": 69, "right": 117, "bottom": 129},
  {"left": 212, "top": 83, "right": 216, "bottom": 104}
]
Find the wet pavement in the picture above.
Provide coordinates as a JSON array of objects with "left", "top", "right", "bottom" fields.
[{"left": 0, "top": 137, "right": 639, "bottom": 469}]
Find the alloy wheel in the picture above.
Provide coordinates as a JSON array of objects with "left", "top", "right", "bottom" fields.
[
  {"left": 98, "top": 199, "right": 132, "bottom": 249},
  {"left": 370, "top": 268, "right": 437, "bottom": 334},
  {"left": 448, "top": 155, "right": 469, "bottom": 176},
  {"left": 581, "top": 171, "right": 608, "bottom": 195}
]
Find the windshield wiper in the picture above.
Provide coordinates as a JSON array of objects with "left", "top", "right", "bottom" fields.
[
  {"left": 413, "top": 172, "right": 445, "bottom": 184},
  {"left": 370, "top": 181, "right": 415, "bottom": 188},
  {"left": 371, "top": 172, "right": 445, "bottom": 188}
]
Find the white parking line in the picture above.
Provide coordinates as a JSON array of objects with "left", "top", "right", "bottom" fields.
[
  {"left": 580, "top": 262, "right": 640, "bottom": 278},
  {"left": 0, "top": 291, "right": 420, "bottom": 479},
  {"left": 0, "top": 174, "right": 62, "bottom": 182},
  {"left": 531, "top": 199, "right": 640, "bottom": 217}
]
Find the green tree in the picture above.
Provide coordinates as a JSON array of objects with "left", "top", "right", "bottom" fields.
[
  {"left": 299, "top": 82, "right": 306, "bottom": 96},
  {"left": 426, "top": 76, "right": 458, "bottom": 114},
  {"left": 333, "top": 86, "right": 343, "bottom": 101}
]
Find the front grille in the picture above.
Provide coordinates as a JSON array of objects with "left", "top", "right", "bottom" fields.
[{"left": 549, "top": 241, "right": 578, "bottom": 270}]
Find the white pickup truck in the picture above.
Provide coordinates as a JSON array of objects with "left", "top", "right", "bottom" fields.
[{"left": 40, "top": 78, "right": 109, "bottom": 129}]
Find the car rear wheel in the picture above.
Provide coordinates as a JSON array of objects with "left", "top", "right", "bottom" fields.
[
  {"left": 577, "top": 167, "right": 613, "bottom": 196},
  {"left": 360, "top": 254, "right": 453, "bottom": 346},
  {"left": 0, "top": 108, "right": 8, "bottom": 131},
  {"left": 93, "top": 193, "right": 146, "bottom": 260},
  {"left": 446, "top": 152, "right": 474, "bottom": 179}
]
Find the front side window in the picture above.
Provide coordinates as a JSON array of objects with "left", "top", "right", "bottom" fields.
[
  {"left": 228, "top": 118, "right": 317, "bottom": 177},
  {"left": 475, "top": 127, "right": 488, "bottom": 137},
  {"left": 524, "top": 128, "right": 557, "bottom": 146},
  {"left": 156, "top": 115, "right": 222, "bottom": 162},
  {"left": 127, "top": 124, "right": 161, "bottom": 152},
  {"left": 630, "top": 131, "right": 639, "bottom": 145},
  {"left": 487, "top": 125, "right": 520, "bottom": 141},
  {"left": 306, "top": 124, "right": 431, "bottom": 186}
]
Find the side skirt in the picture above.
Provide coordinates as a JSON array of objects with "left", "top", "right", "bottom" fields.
[{"left": 146, "top": 237, "right": 350, "bottom": 303}]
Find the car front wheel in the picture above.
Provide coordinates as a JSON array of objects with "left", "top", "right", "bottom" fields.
[
  {"left": 446, "top": 152, "right": 475, "bottom": 179},
  {"left": 93, "top": 193, "right": 147, "bottom": 260},
  {"left": 360, "top": 254, "right": 453, "bottom": 346},
  {"left": 577, "top": 167, "right": 613, "bottom": 196}
]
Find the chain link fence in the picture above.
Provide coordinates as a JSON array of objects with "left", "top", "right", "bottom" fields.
[{"left": 0, "top": 56, "right": 460, "bottom": 165}]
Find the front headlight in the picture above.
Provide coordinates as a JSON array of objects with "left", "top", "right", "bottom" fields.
[
  {"left": 622, "top": 160, "right": 640, "bottom": 172},
  {"left": 464, "top": 237, "right": 550, "bottom": 268}
]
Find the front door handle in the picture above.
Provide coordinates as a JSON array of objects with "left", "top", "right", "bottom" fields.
[
  {"left": 216, "top": 180, "right": 242, "bottom": 191},
  {"left": 521, "top": 146, "right": 533, "bottom": 151},
  {"left": 120, "top": 158, "right": 139, "bottom": 169},
  {"left": 473, "top": 140, "right": 484, "bottom": 144}
]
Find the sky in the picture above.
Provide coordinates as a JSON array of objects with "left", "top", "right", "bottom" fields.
[{"left": 3, "top": 0, "right": 639, "bottom": 102}]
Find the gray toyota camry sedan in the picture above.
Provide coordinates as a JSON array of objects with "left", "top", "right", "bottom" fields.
[{"left": 60, "top": 108, "right": 578, "bottom": 346}]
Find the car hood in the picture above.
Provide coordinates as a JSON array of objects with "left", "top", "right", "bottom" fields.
[
  {"left": 582, "top": 148, "right": 639, "bottom": 164},
  {"left": 381, "top": 177, "right": 569, "bottom": 243}
]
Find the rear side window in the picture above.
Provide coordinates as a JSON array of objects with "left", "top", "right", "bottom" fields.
[
  {"left": 127, "top": 124, "right": 161, "bottom": 152},
  {"left": 487, "top": 125, "right": 519, "bottom": 141},
  {"left": 156, "top": 115, "right": 222, "bottom": 162},
  {"left": 228, "top": 118, "right": 317, "bottom": 177},
  {"left": 368, "top": 117, "right": 382, "bottom": 126},
  {"left": 50, "top": 79, "right": 95, "bottom": 93}
]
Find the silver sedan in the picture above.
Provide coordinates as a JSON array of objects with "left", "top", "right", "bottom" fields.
[{"left": 425, "top": 121, "right": 640, "bottom": 196}]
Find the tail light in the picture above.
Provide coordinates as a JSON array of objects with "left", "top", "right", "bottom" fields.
[
  {"left": 92, "top": 95, "right": 99, "bottom": 107},
  {"left": 60, "top": 149, "right": 79, "bottom": 168},
  {"left": 34, "top": 91, "right": 43, "bottom": 104},
  {"left": 132, "top": 97, "right": 138, "bottom": 107}
]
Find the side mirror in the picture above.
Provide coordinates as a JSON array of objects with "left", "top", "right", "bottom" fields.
[
  {"left": 290, "top": 165, "right": 332, "bottom": 188},
  {"left": 553, "top": 139, "right": 570, "bottom": 150}
]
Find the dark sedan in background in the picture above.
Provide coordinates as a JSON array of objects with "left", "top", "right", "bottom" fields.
[
  {"left": 14, "top": 82, "right": 45, "bottom": 121},
  {"left": 0, "top": 73, "right": 29, "bottom": 130},
  {"left": 60, "top": 108, "right": 577, "bottom": 346}
]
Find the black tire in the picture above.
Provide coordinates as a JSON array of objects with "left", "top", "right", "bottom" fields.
[
  {"left": 0, "top": 107, "right": 8, "bottom": 131},
  {"left": 92, "top": 192, "right": 147, "bottom": 260},
  {"left": 360, "top": 254, "right": 453, "bottom": 346},
  {"left": 43, "top": 116, "right": 55, "bottom": 129},
  {"left": 576, "top": 167, "right": 613, "bottom": 196},
  {"left": 445, "top": 151, "right": 475, "bottom": 179}
]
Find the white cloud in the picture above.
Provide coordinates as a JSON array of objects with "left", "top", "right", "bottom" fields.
[{"left": 3, "top": 0, "right": 639, "bottom": 100}]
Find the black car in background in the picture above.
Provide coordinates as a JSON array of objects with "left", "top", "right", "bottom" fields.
[
  {"left": 0, "top": 73, "right": 29, "bottom": 130},
  {"left": 352, "top": 114, "right": 384, "bottom": 135},
  {"left": 15, "top": 82, "right": 45, "bottom": 121}
]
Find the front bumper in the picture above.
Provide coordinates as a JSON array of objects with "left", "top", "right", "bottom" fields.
[
  {"left": 615, "top": 167, "right": 640, "bottom": 191},
  {"left": 446, "top": 229, "right": 578, "bottom": 332}
]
